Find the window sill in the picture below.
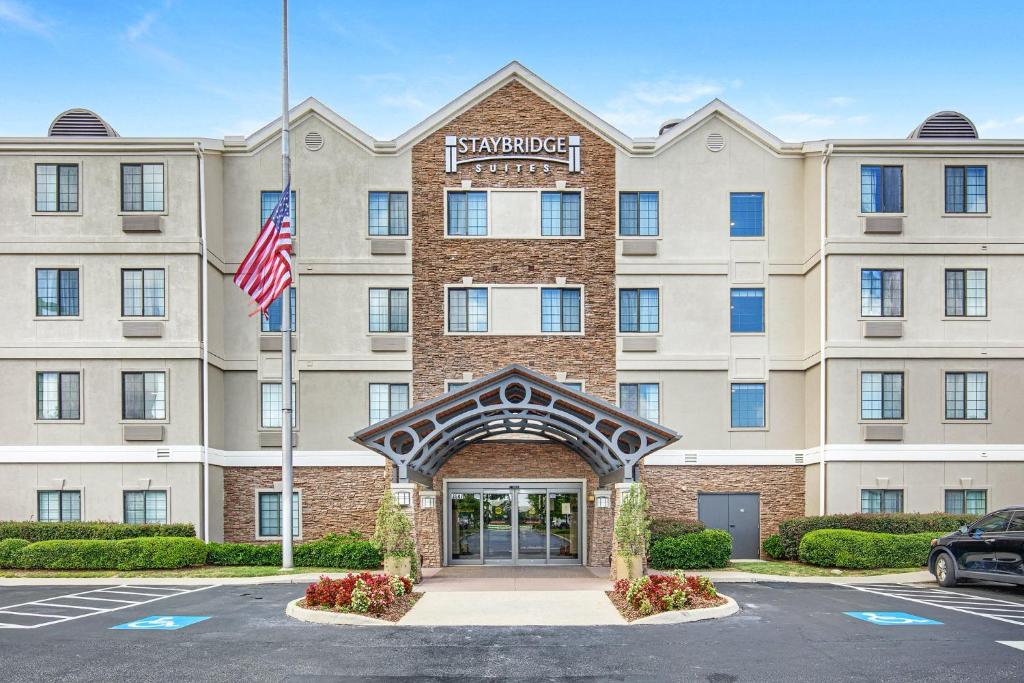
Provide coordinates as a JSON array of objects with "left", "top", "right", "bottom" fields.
[
  {"left": 857, "top": 420, "right": 907, "bottom": 425},
  {"left": 33, "top": 316, "right": 83, "bottom": 321},
  {"left": 32, "top": 211, "right": 83, "bottom": 217},
  {"left": 617, "top": 235, "right": 661, "bottom": 240},
  {"left": 857, "top": 213, "right": 907, "bottom": 218},
  {"left": 729, "top": 332, "right": 767, "bottom": 337},
  {"left": 941, "top": 213, "right": 990, "bottom": 218},
  {"left": 255, "top": 535, "right": 304, "bottom": 542},
  {"left": 367, "top": 332, "right": 410, "bottom": 336},
  {"left": 365, "top": 235, "right": 411, "bottom": 240},
  {"left": 857, "top": 318, "right": 906, "bottom": 323},
  {"left": 941, "top": 419, "right": 991, "bottom": 425},
  {"left": 34, "top": 419, "right": 84, "bottom": 425},
  {"left": 119, "top": 419, "right": 170, "bottom": 425},
  {"left": 257, "top": 428, "right": 300, "bottom": 433},
  {"left": 118, "top": 211, "right": 169, "bottom": 217},
  {"left": 617, "top": 332, "right": 663, "bottom": 337},
  {"left": 443, "top": 234, "right": 586, "bottom": 241},
  {"left": 119, "top": 316, "right": 169, "bottom": 322},
  {"left": 941, "top": 317, "right": 989, "bottom": 322},
  {"left": 728, "top": 427, "right": 768, "bottom": 432}
]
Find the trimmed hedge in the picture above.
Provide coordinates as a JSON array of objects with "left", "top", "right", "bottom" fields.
[
  {"left": 761, "top": 534, "right": 785, "bottom": 560},
  {"left": 648, "top": 529, "right": 732, "bottom": 570},
  {"left": 798, "top": 529, "right": 940, "bottom": 569},
  {"left": 206, "top": 536, "right": 381, "bottom": 569},
  {"left": 114, "top": 537, "right": 207, "bottom": 570},
  {"left": 0, "top": 538, "right": 30, "bottom": 568},
  {"left": 14, "top": 537, "right": 208, "bottom": 570},
  {"left": 206, "top": 542, "right": 281, "bottom": 566},
  {"left": 650, "top": 518, "right": 706, "bottom": 545},
  {"left": 0, "top": 521, "right": 196, "bottom": 543},
  {"left": 777, "top": 513, "right": 976, "bottom": 560}
]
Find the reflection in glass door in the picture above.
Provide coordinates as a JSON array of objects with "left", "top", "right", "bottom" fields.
[
  {"left": 548, "top": 491, "right": 580, "bottom": 562},
  {"left": 450, "top": 492, "right": 481, "bottom": 561},
  {"left": 517, "top": 490, "right": 547, "bottom": 562},
  {"left": 483, "top": 491, "right": 512, "bottom": 561}
]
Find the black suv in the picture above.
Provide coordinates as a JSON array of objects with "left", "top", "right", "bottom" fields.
[{"left": 929, "top": 505, "right": 1024, "bottom": 587}]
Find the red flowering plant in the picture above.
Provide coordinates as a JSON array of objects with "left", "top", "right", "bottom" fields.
[
  {"left": 304, "top": 572, "right": 414, "bottom": 615},
  {"left": 613, "top": 572, "right": 719, "bottom": 616}
]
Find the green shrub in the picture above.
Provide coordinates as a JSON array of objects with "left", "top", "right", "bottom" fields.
[
  {"left": 206, "top": 542, "right": 281, "bottom": 566},
  {"left": 798, "top": 529, "right": 940, "bottom": 569},
  {"left": 648, "top": 529, "right": 732, "bottom": 570},
  {"left": 294, "top": 535, "right": 381, "bottom": 569},
  {"left": 650, "top": 518, "right": 706, "bottom": 544},
  {"left": 115, "top": 537, "right": 207, "bottom": 570},
  {"left": 15, "top": 537, "right": 206, "bottom": 570},
  {"left": 762, "top": 534, "right": 785, "bottom": 560},
  {"left": 777, "top": 513, "right": 977, "bottom": 560},
  {"left": 0, "top": 521, "right": 195, "bottom": 543},
  {"left": 615, "top": 483, "right": 651, "bottom": 558},
  {"left": 0, "top": 538, "right": 30, "bottom": 568}
]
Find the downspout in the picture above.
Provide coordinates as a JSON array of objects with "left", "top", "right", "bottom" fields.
[
  {"left": 195, "top": 142, "right": 210, "bottom": 541},
  {"left": 818, "top": 143, "right": 833, "bottom": 515}
]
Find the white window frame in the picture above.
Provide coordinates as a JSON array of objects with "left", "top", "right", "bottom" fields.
[
  {"left": 254, "top": 488, "right": 302, "bottom": 541},
  {"left": 120, "top": 162, "right": 167, "bottom": 215},
  {"left": 616, "top": 381, "right": 662, "bottom": 422},
  {"left": 443, "top": 187, "right": 586, "bottom": 240},
  {"left": 729, "top": 381, "right": 769, "bottom": 432},
  {"left": 259, "top": 382, "right": 298, "bottom": 430},
  {"left": 120, "top": 369, "right": 170, "bottom": 423},
  {"left": 35, "top": 370, "right": 84, "bottom": 423},
  {"left": 122, "top": 488, "right": 171, "bottom": 525},
  {"left": 367, "top": 190, "right": 411, "bottom": 238}
]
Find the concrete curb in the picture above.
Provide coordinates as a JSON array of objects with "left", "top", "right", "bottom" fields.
[
  {"left": 0, "top": 572, "right": 369, "bottom": 587},
  {"left": 286, "top": 598, "right": 398, "bottom": 627},
  {"left": 653, "top": 570, "right": 934, "bottom": 585},
  {"left": 630, "top": 595, "right": 738, "bottom": 625}
]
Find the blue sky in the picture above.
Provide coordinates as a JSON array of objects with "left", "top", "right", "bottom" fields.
[{"left": 3, "top": 1, "right": 1023, "bottom": 141}]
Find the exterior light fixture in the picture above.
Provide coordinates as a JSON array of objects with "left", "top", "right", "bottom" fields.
[{"left": 393, "top": 490, "right": 412, "bottom": 507}]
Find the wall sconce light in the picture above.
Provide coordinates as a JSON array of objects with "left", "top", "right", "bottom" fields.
[
  {"left": 420, "top": 494, "right": 435, "bottom": 509},
  {"left": 594, "top": 491, "right": 611, "bottom": 509},
  {"left": 393, "top": 490, "right": 412, "bottom": 507}
]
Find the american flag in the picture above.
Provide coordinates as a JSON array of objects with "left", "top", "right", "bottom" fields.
[{"left": 233, "top": 186, "right": 293, "bottom": 317}]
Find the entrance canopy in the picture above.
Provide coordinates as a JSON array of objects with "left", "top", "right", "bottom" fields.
[{"left": 352, "top": 364, "right": 679, "bottom": 485}]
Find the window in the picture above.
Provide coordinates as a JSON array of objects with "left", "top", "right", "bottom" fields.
[
  {"left": 36, "top": 372, "right": 80, "bottom": 420},
  {"left": 945, "top": 372, "right": 988, "bottom": 420},
  {"left": 38, "top": 490, "right": 81, "bottom": 522},
  {"left": 562, "top": 382, "right": 584, "bottom": 391},
  {"left": 730, "top": 192, "right": 764, "bottom": 237},
  {"left": 861, "top": 269, "right": 903, "bottom": 317},
  {"left": 730, "top": 288, "right": 765, "bottom": 333},
  {"left": 972, "top": 510, "right": 1013, "bottom": 533},
  {"left": 258, "top": 491, "right": 299, "bottom": 538},
  {"left": 123, "top": 490, "right": 167, "bottom": 524},
  {"left": 260, "top": 383, "right": 297, "bottom": 428},
  {"left": 541, "top": 288, "right": 581, "bottom": 332},
  {"left": 861, "top": 372, "right": 904, "bottom": 420},
  {"left": 447, "top": 288, "right": 488, "bottom": 332},
  {"left": 368, "top": 191, "right": 408, "bottom": 236},
  {"left": 731, "top": 383, "right": 766, "bottom": 428},
  {"left": 447, "top": 191, "right": 487, "bottom": 236},
  {"left": 945, "top": 269, "right": 986, "bottom": 317},
  {"left": 369, "top": 383, "right": 409, "bottom": 423},
  {"left": 35, "top": 164, "right": 79, "bottom": 212},
  {"left": 369, "top": 288, "right": 409, "bottom": 333},
  {"left": 944, "top": 489, "right": 987, "bottom": 516},
  {"left": 261, "top": 287, "right": 296, "bottom": 332},
  {"left": 1009, "top": 512, "right": 1024, "bottom": 532},
  {"left": 261, "top": 190, "right": 297, "bottom": 235},
  {"left": 860, "top": 489, "right": 903, "bottom": 513},
  {"left": 541, "top": 192, "right": 581, "bottom": 236},
  {"left": 945, "top": 166, "right": 987, "bottom": 214},
  {"left": 122, "top": 371, "right": 166, "bottom": 420},
  {"left": 618, "top": 192, "right": 659, "bottom": 236},
  {"left": 618, "top": 289, "right": 659, "bottom": 333},
  {"left": 619, "top": 383, "right": 659, "bottom": 421},
  {"left": 35, "top": 268, "right": 79, "bottom": 317},
  {"left": 121, "top": 163, "right": 164, "bottom": 212},
  {"left": 122, "top": 269, "right": 165, "bottom": 317},
  {"left": 861, "top": 165, "right": 903, "bottom": 213}
]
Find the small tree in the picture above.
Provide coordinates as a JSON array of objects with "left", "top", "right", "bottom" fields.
[
  {"left": 614, "top": 482, "right": 651, "bottom": 558},
  {"left": 372, "top": 492, "right": 415, "bottom": 559}
]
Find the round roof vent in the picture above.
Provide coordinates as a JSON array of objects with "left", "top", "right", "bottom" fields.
[
  {"left": 706, "top": 132, "right": 726, "bottom": 152},
  {"left": 48, "top": 108, "right": 118, "bottom": 137},
  {"left": 304, "top": 131, "right": 324, "bottom": 151},
  {"left": 909, "top": 111, "right": 978, "bottom": 139}
]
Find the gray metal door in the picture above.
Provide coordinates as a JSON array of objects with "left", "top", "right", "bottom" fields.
[{"left": 698, "top": 493, "right": 761, "bottom": 559}]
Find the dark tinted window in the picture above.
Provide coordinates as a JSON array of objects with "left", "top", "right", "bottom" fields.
[
  {"left": 1007, "top": 512, "right": 1024, "bottom": 532},
  {"left": 973, "top": 511, "right": 1013, "bottom": 533}
]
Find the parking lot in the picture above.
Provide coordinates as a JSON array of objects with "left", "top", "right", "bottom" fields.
[{"left": 0, "top": 580, "right": 1021, "bottom": 681}]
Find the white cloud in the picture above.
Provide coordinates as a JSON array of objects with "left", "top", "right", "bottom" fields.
[
  {"left": 826, "top": 96, "right": 855, "bottom": 108},
  {"left": 598, "top": 78, "right": 731, "bottom": 135},
  {"left": 379, "top": 91, "right": 429, "bottom": 112},
  {"left": 977, "top": 115, "right": 1024, "bottom": 132},
  {"left": 624, "top": 80, "right": 723, "bottom": 106},
  {"left": 0, "top": 0, "right": 52, "bottom": 36},
  {"left": 773, "top": 112, "right": 871, "bottom": 128}
]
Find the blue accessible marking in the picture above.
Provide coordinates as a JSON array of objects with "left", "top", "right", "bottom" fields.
[
  {"left": 111, "top": 616, "right": 210, "bottom": 630},
  {"left": 845, "top": 611, "right": 942, "bottom": 626}
]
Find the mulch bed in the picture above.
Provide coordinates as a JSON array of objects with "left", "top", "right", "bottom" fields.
[
  {"left": 298, "top": 592, "right": 422, "bottom": 623},
  {"left": 606, "top": 591, "right": 728, "bottom": 622}
]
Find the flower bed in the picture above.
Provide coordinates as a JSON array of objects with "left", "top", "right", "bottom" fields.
[
  {"left": 607, "top": 572, "right": 726, "bottom": 622},
  {"left": 299, "top": 573, "right": 420, "bottom": 623}
]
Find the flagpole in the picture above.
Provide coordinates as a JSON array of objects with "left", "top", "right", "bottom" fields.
[{"left": 279, "top": 0, "right": 294, "bottom": 570}]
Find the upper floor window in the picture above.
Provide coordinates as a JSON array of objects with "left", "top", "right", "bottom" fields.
[
  {"left": 730, "top": 192, "right": 764, "bottom": 237},
  {"left": 261, "top": 382, "right": 297, "bottom": 428},
  {"left": 447, "top": 191, "right": 487, "bottom": 236},
  {"left": 258, "top": 491, "right": 299, "bottom": 538},
  {"left": 38, "top": 490, "right": 81, "bottom": 522},
  {"left": 369, "top": 191, "right": 408, "bottom": 236},
  {"left": 369, "top": 383, "right": 409, "bottom": 423},
  {"left": 541, "top": 192, "right": 581, "bottom": 236},
  {"left": 618, "top": 192, "right": 659, "bottom": 236},
  {"left": 36, "top": 268, "right": 79, "bottom": 317},
  {"left": 945, "top": 166, "right": 987, "bottom": 214},
  {"left": 541, "top": 288, "right": 581, "bottom": 332},
  {"left": 447, "top": 287, "right": 488, "bottom": 332},
  {"left": 945, "top": 269, "right": 986, "bottom": 317},
  {"left": 37, "top": 371, "right": 80, "bottom": 421},
  {"left": 619, "top": 383, "right": 659, "bottom": 421},
  {"left": 122, "top": 371, "right": 166, "bottom": 420},
  {"left": 369, "top": 288, "right": 409, "bottom": 333},
  {"left": 35, "top": 164, "right": 79, "bottom": 212},
  {"left": 562, "top": 382, "right": 584, "bottom": 391},
  {"left": 122, "top": 269, "right": 165, "bottom": 317},
  {"left": 861, "top": 269, "right": 903, "bottom": 317},
  {"left": 861, "top": 489, "right": 903, "bottom": 513},
  {"left": 861, "top": 165, "right": 903, "bottom": 213},
  {"left": 944, "top": 489, "right": 987, "bottom": 515},
  {"left": 261, "top": 287, "right": 296, "bottom": 332},
  {"left": 261, "top": 190, "right": 296, "bottom": 234},
  {"left": 619, "top": 288, "right": 659, "bottom": 333},
  {"left": 730, "top": 288, "right": 765, "bottom": 333},
  {"left": 945, "top": 372, "right": 987, "bottom": 421},
  {"left": 122, "top": 163, "right": 164, "bottom": 212},
  {"left": 124, "top": 490, "right": 167, "bottom": 525},
  {"left": 731, "top": 383, "right": 766, "bottom": 428},
  {"left": 861, "top": 371, "right": 903, "bottom": 420}
]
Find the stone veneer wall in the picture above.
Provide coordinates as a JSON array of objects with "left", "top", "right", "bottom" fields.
[
  {"left": 410, "top": 80, "right": 617, "bottom": 403},
  {"left": 222, "top": 466, "right": 388, "bottom": 543}
]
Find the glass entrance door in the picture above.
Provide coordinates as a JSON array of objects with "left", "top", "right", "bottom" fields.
[
  {"left": 517, "top": 490, "right": 548, "bottom": 563},
  {"left": 548, "top": 491, "right": 580, "bottom": 562},
  {"left": 482, "top": 491, "right": 512, "bottom": 562},
  {"left": 450, "top": 492, "right": 481, "bottom": 561}
]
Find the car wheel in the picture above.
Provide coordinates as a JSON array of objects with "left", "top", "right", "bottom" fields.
[{"left": 934, "top": 553, "right": 957, "bottom": 587}]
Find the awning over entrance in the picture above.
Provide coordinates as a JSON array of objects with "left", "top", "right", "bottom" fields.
[{"left": 351, "top": 364, "right": 680, "bottom": 485}]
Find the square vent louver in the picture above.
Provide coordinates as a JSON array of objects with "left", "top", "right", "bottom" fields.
[
  {"left": 794, "top": 454, "right": 804, "bottom": 464},
  {"left": 684, "top": 454, "right": 698, "bottom": 464}
]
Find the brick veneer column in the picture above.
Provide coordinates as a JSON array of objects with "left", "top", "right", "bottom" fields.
[{"left": 416, "top": 489, "right": 442, "bottom": 568}]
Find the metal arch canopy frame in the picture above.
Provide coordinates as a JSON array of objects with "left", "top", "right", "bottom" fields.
[{"left": 351, "top": 364, "right": 680, "bottom": 484}]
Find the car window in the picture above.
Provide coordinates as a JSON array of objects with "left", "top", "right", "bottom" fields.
[
  {"left": 1007, "top": 512, "right": 1024, "bottom": 532},
  {"left": 973, "top": 511, "right": 1013, "bottom": 533}
]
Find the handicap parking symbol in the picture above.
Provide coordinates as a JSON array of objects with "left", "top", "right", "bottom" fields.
[
  {"left": 845, "top": 611, "right": 942, "bottom": 626},
  {"left": 111, "top": 616, "right": 210, "bottom": 630}
]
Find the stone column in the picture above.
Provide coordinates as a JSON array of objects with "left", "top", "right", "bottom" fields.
[
  {"left": 416, "top": 489, "right": 442, "bottom": 568},
  {"left": 590, "top": 489, "right": 613, "bottom": 567}
]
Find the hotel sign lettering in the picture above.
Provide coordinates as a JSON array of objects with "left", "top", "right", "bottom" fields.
[{"left": 445, "top": 135, "right": 581, "bottom": 174}]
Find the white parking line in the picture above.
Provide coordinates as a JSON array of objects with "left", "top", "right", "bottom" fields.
[
  {"left": 843, "top": 583, "right": 1024, "bottom": 627},
  {"left": 0, "top": 585, "right": 218, "bottom": 629},
  {"left": 998, "top": 641, "right": 1024, "bottom": 652}
]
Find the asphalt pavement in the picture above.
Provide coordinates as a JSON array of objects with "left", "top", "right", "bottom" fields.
[{"left": 0, "top": 580, "right": 1022, "bottom": 681}]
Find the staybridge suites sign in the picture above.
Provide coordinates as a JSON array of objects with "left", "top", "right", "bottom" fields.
[{"left": 444, "top": 135, "right": 581, "bottom": 174}]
